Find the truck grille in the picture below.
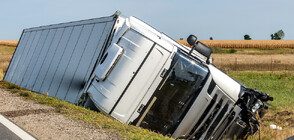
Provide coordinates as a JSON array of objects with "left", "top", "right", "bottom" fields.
[{"left": 188, "top": 90, "right": 234, "bottom": 140}]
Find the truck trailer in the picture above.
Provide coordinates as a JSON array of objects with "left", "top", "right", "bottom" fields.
[{"left": 4, "top": 12, "right": 273, "bottom": 139}]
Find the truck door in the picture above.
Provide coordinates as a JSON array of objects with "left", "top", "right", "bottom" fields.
[
  {"left": 86, "top": 29, "right": 156, "bottom": 114},
  {"left": 110, "top": 44, "right": 172, "bottom": 122}
]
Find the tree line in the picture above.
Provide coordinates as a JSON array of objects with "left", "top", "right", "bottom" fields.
[
  {"left": 244, "top": 29, "right": 285, "bottom": 40},
  {"left": 179, "top": 29, "right": 285, "bottom": 40}
]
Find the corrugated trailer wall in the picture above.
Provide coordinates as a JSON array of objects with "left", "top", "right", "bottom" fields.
[{"left": 4, "top": 15, "right": 117, "bottom": 103}]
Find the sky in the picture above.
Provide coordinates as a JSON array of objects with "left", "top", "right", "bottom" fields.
[{"left": 1, "top": 0, "right": 294, "bottom": 40}]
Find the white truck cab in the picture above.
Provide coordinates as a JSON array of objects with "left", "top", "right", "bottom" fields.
[{"left": 84, "top": 16, "right": 272, "bottom": 139}]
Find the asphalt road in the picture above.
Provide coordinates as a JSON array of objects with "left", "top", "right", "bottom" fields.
[{"left": 0, "top": 114, "right": 36, "bottom": 140}]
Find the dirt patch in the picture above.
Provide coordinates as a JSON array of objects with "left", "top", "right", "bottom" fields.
[
  {"left": 0, "top": 88, "right": 123, "bottom": 139},
  {"left": 285, "top": 118, "right": 294, "bottom": 128},
  {"left": 11, "top": 113, "right": 122, "bottom": 140},
  {"left": 0, "top": 109, "right": 54, "bottom": 117},
  {"left": 262, "top": 110, "right": 294, "bottom": 128},
  {"left": 276, "top": 111, "right": 292, "bottom": 116}
]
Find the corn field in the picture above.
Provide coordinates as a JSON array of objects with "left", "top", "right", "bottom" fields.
[
  {"left": 0, "top": 40, "right": 18, "bottom": 47},
  {"left": 3, "top": 40, "right": 294, "bottom": 49},
  {"left": 177, "top": 40, "right": 294, "bottom": 49}
]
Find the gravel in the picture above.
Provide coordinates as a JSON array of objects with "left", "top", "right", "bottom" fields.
[{"left": 0, "top": 88, "right": 123, "bottom": 140}]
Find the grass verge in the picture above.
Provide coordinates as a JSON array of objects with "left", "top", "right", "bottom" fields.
[
  {"left": 0, "top": 81, "right": 170, "bottom": 140},
  {"left": 1, "top": 69, "right": 293, "bottom": 139},
  {"left": 229, "top": 71, "right": 294, "bottom": 139}
]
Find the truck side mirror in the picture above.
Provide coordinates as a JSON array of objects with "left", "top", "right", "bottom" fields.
[
  {"left": 187, "top": 34, "right": 212, "bottom": 64},
  {"left": 187, "top": 35, "right": 198, "bottom": 46},
  {"left": 194, "top": 42, "right": 212, "bottom": 64}
]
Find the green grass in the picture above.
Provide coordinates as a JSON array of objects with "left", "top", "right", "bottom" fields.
[
  {"left": 0, "top": 81, "right": 170, "bottom": 140},
  {"left": 229, "top": 71, "right": 294, "bottom": 109},
  {"left": 211, "top": 47, "right": 294, "bottom": 54},
  {"left": 211, "top": 47, "right": 237, "bottom": 54},
  {"left": 215, "top": 48, "right": 294, "bottom": 55},
  {"left": 228, "top": 71, "right": 294, "bottom": 140}
]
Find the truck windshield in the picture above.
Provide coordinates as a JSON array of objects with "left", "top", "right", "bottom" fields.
[{"left": 140, "top": 51, "right": 209, "bottom": 135}]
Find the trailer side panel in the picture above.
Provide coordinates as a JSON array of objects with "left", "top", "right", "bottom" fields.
[{"left": 4, "top": 16, "right": 117, "bottom": 103}]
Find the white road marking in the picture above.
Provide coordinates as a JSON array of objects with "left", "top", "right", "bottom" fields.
[{"left": 0, "top": 114, "right": 36, "bottom": 140}]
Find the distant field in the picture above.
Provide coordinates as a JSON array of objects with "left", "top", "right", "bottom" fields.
[
  {"left": 212, "top": 54, "right": 294, "bottom": 71},
  {"left": 0, "top": 40, "right": 18, "bottom": 47},
  {"left": 5, "top": 40, "right": 294, "bottom": 49},
  {"left": 0, "top": 45, "right": 15, "bottom": 80},
  {"left": 1, "top": 40, "right": 294, "bottom": 73},
  {"left": 176, "top": 40, "right": 294, "bottom": 71},
  {"left": 177, "top": 40, "right": 294, "bottom": 49}
]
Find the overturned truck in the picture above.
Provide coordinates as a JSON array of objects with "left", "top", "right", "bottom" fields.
[{"left": 4, "top": 12, "right": 273, "bottom": 139}]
